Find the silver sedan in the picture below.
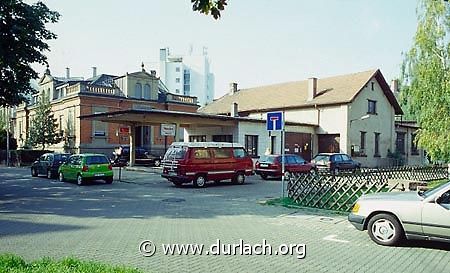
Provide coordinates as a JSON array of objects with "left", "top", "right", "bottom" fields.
[{"left": 348, "top": 180, "right": 450, "bottom": 246}]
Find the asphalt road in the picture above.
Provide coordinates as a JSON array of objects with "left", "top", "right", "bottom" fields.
[{"left": 0, "top": 166, "right": 449, "bottom": 273}]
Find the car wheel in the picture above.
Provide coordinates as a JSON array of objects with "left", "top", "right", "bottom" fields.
[
  {"left": 47, "top": 169, "right": 53, "bottom": 179},
  {"left": 193, "top": 175, "right": 206, "bottom": 188},
  {"left": 284, "top": 171, "right": 292, "bottom": 180},
  {"left": 31, "top": 168, "right": 38, "bottom": 177},
  {"left": 76, "top": 174, "right": 84, "bottom": 186},
  {"left": 233, "top": 172, "right": 245, "bottom": 185},
  {"left": 58, "top": 172, "right": 65, "bottom": 182},
  {"left": 368, "top": 213, "right": 404, "bottom": 246},
  {"left": 260, "top": 174, "right": 269, "bottom": 180},
  {"left": 105, "top": 177, "right": 113, "bottom": 184},
  {"left": 333, "top": 168, "right": 340, "bottom": 175},
  {"left": 153, "top": 160, "right": 161, "bottom": 167}
]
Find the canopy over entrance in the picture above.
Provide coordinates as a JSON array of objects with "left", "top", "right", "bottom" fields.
[{"left": 80, "top": 109, "right": 316, "bottom": 166}]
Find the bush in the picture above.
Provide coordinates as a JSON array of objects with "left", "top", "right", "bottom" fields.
[{"left": 0, "top": 253, "right": 143, "bottom": 273}]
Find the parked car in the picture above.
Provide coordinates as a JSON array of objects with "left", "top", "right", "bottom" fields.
[
  {"left": 348, "top": 180, "right": 450, "bottom": 246},
  {"left": 161, "top": 142, "right": 254, "bottom": 188},
  {"left": 311, "top": 153, "right": 361, "bottom": 174},
  {"left": 31, "top": 153, "right": 71, "bottom": 179},
  {"left": 255, "top": 154, "right": 316, "bottom": 180},
  {"left": 58, "top": 154, "right": 113, "bottom": 185},
  {"left": 112, "top": 146, "right": 162, "bottom": 167}
]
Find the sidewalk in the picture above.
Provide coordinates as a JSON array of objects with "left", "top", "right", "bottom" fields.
[{"left": 122, "top": 165, "right": 162, "bottom": 174}]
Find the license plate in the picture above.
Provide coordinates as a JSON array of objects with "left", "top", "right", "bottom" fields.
[
  {"left": 260, "top": 164, "right": 268, "bottom": 167},
  {"left": 95, "top": 173, "right": 105, "bottom": 177}
]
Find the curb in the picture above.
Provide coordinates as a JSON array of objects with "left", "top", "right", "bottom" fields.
[{"left": 120, "top": 166, "right": 162, "bottom": 174}]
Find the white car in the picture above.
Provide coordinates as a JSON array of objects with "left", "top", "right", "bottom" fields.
[{"left": 348, "top": 180, "right": 450, "bottom": 246}]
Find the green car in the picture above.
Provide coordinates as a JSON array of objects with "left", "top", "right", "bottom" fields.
[{"left": 58, "top": 154, "right": 114, "bottom": 185}]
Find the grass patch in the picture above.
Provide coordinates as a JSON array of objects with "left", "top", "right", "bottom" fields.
[
  {"left": 0, "top": 254, "right": 143, "bottom": 273},
  {"left": 427, "top": 179, "right": 448, "bottom": 189},
  {"left": 263, "top": 197, "right": 348, "bottom": 216}
]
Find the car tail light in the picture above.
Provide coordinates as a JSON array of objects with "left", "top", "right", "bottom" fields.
[
  {"left": 108, "top": 164, "right": 112, "bottom": 170},
  {"left": 82, "top": 165, "right": 89, "bottom": 172}
]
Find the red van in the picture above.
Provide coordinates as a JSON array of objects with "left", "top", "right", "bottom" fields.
[{"left": 161, "top": 142, "right": 254, "bottom": 187}]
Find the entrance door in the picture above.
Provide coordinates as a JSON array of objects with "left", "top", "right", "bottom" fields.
[
  {"left": 285, "top": 132, "right": 312, "bottom": 161},
  {"left": 318, "top": 134, "right": 340, "bottom": 153}
]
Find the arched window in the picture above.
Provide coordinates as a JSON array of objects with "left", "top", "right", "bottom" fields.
[
  {"left": 135, "top": 83, "right": 142, "bottom": 98},
  {"left": 143, "top": 84, "right": 151, "bottom": 99}
]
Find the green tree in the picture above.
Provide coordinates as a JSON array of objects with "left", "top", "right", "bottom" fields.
[
  {"left": 0, "top": 0, "right": 60, "bottom": 107},
  {"left": 28, "top": 94, "right": 60, "bottom": 150},
  {"left": 400, "top": 0, "right": 450, "bottom": 161},
  {"left": 191, "top": 0, "right": 227, "bottom": 19}
]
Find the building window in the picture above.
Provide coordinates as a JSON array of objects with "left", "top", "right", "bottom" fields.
[
  {"left": 93, "top": 108, "right": 107, "bottom": 137},
  {"left": 175, "top": 67, "right": 180, "bottom": 72},
  {"left": 135, "top": 83, "right": 142, "bottom": 98},
  {"left": 374, "top": 132, "right": 380, "bottom": 157},
  {"left": 143, "top": 84, "right": 151, "bottom": 99},
  {"left": 183, "top": 69, "right": 190, "bottom": 95},
  {"left": 59, "top": 115, "right": 64, "bottom": 135},
  {"left": 396, "top": 132, "right": 406, "bottom": 155},
  {"left": 371, "top": 82, "right": 375, "bottom": 91},
  {"left": 175, "top": 89, "right": 180, "bottom": 94},
  {"left": 212, "top": 135, "right": 233, "bottom": 143},
  {"left": 411, "top": 133, "right": 419, "bottom": 155},
  {"left": 175, "top": 78, "right": 180, "bottom": 83},
  {"left": 360, "top": 131, "right": 366, "bottom": 150},
  {"left": 368, "top": 100, "right": 377, "bottom": 114},
  {"left": 189, "top": 135, "right": 206, "bottom": 142},
  {"left": 245, "top": 135, "right": 258, "bottom": 157}
]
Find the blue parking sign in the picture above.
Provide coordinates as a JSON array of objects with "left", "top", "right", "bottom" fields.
[{"left": 267, "top": 111, "right": 283, "bottom": 131}]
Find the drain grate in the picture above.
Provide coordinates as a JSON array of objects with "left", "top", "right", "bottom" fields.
[{"left": 162, "top": 198, "right": 186, "bottom": 203}]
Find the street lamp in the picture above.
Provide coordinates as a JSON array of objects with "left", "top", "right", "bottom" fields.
[{"left": 350, "top": 114, "right": 370, "bottom": 127}]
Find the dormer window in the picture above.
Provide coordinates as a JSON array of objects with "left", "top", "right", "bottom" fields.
[
  {"left": 135, "top": 83, "right": 142, "bottom": 98},
  {"left": 143, "top": 84, "right": 151, "bottom": 99}
]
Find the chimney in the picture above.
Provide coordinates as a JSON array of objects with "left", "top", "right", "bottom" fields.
[
  {"left": 229, "top": 82, "right": 238, "bottom": 95},
  {"left": 231, "top": 102, "right": 238, "bottom": 117},
  {"left": 92, "top": 67, "right": 97, "bottom": 77},
  {"left": 66, "top": 67, "right": 70, "bottom": 79},
  {"left": 308, "top": 77, "right": 317, "bottom": 101},
  {"left": 391, "top": 79, "right": 398, "bottom": 93}
]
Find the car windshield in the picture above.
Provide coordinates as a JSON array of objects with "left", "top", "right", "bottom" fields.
[
  {"left": 259, "top": 155, "right": 277, "bottom": 163},
  {"left": 86, "top": 156, "right": 109, "bottom": 165},
  {"left": 421, "top": 181, "right": 450, "bottom": 198},
  {"left": 164, "top": 146, "right": 188, "bottom": 160},
  {"left": 313, "top": 154, "right": 329, "bottom": 163}
]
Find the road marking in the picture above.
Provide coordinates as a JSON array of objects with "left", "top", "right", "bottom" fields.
[{"left": 323, "top": 234, "right": 350, "bottom": 243}]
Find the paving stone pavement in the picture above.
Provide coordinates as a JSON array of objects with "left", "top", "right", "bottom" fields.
[{"left": 0, "top": 166, "right": 449, "bottom": 273}]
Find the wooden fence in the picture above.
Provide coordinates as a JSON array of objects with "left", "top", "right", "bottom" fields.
[{"left": 287, "top": 165, "right": 449, "bottom": 212}]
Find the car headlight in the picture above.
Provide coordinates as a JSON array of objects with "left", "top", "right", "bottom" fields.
[{"left": 351, "top": 203, "right": 360, "bottom": 213}]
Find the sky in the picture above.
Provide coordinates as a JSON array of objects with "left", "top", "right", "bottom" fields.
[{"left": 33, "top": 0, "right": 419, "bottom": 99}]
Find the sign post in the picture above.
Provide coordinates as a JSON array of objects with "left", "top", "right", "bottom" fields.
[
  {"left": 161, "top": 124, "right": 176, "bottom": 153},
  {"left": 267, "top": 111, "right": 285, "bottom": 198}
]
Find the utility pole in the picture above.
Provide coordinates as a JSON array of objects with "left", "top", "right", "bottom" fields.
[{"left": 6, "top": 107, "right": 10, "bottom": 167}]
